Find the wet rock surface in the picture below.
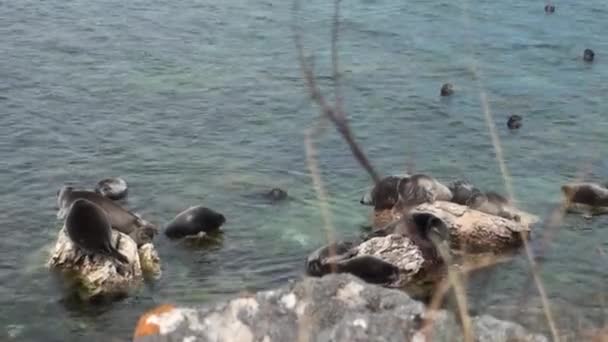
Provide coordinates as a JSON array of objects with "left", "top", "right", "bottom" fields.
[{"left": 132, "top": 274, "right": 547, "bottom": 342}]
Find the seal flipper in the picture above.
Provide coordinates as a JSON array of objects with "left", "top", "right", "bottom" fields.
[{"left": 107, "top": 245, "right": 129, "bottom": 264}]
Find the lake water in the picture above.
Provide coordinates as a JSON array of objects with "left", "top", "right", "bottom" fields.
[{"left": 1, "top": 0, "right": 607, "bottom": 340}]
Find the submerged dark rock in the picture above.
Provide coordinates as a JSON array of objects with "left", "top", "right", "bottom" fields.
[{"left": 132, "top": 274, "right": 547, "bottom": 342}]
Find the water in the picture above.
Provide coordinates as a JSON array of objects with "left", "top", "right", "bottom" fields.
[{"left": 1, "top": 0, "right": 607, "bottom": 340}]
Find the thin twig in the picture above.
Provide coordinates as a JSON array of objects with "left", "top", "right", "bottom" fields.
[{"left": 292, "top": 0, "right": 381, "bottom": 184}]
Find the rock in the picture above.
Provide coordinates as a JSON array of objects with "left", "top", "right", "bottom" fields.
[
  {"left": 408, "top": 201, "right": 536, "bottom": 254},
  {"left": 132, "top": 274, "right": 547, "bottom": 342},
  {"left": 47, "top": 227, "right": 160, "bottom": 300}
]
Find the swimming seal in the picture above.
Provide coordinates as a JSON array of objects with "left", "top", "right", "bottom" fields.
[
  {"left": 95, "top": 177, "right": 128, "bottom": 200},
  {"left": 164, "top": 206, "right": 226, "bottom": 239},
  {"left": 265, "top": 188, "right": 288, "bottom": 202},
  {"left": 57, "top": 186, "right": 157, "bottom": 246},
  {"left": 440, "top": 83, "right": 454, "bottom": 96},
  {"left": 507, "top": 115, "right": 523, "bottom": 129},
  {"left": 544, "top": 4, "right": 555, "bottom": 13},
  {"left": 583, "top": 49, "right": 595, "bottom": 62},
  {"left": 65, "top": 199, "right": 129, "bottom": 264},
  {"left": 561, "top": 182, "right": 608, "bottom": 217}
]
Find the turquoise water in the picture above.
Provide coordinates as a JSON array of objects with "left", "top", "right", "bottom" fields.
[{"left": 1, "top": 0, "right": 607, "bottom": 340}]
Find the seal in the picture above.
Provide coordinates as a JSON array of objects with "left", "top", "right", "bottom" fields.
[
  {"left": 467, "top": 191, "right": 520, "bottom": 222},
  {"left": 360, "top": 174, "right": 409, "bottom": 207},
  {"left": 440, "top": 83, "right": 454, "bottom": 96},
  {"left": 447, "top": 180, "right": 480, "bottom": 205},
  {"left": 396, "top": 174, "right": 453, "bottom": 209},
  {"left": 164, "top": 206, "right": 226, "bottom": 239},
  {"left": 561, "top": 182, "right": 608, "bottom": 217},
  {"left": 544, "top": 4, "right": 555, "bottom": 13},
  {"left": 65, "top": 198, "right": 129, "bottom": 264},
  {"left": 583, "top": 49, "right": 595, "bottom": 62},
  {"left": 267, "top": 187, "right": 288, "bottom": 202},
  {"left": 507, "top": 115, "right": 522, "bottom": 129},
  {"left": 95, "top": 177, "right": 128, "bottom": 200},
  {"left": 57, "top": 186, "right": 157, "bottom": 246}
]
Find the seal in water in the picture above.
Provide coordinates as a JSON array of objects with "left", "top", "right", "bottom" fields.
[
  {"left": 266, "top": 188, "right": 288, "bottom": 202},
  {"left": 360, "top": 174, "right": 409, "bottom": 208},
  {"left": 440, "top": 83, "right": 454, "bottom": 96},
  {"left": 57, "top": 186, "right": 157, "bottom": 246},
  {"left": 65, "top": 199, "right": 129, "bottom": 264},
  {"left": 164, "top": 206, "right": 226, "bottom": 239},
  {"left": 396, "top": 174, "right": 453, "bottom": 209},
  {"left": 95, "top": 177, "right": 128, "bottom": 200},
  {"left": 561, "top": 182, "right": 608, "bottom": 217},
  {"left": 583, "top": 49, "right": 595, "bottom": 62},
  {"left": 507, "top": 115, "right": 523, "bottom": 130},
  {"left": 544, "top": 4, "right": 555, "bottom": 13}
]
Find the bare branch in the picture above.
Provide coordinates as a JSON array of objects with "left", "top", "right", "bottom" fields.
[{"left": 292, "top": 0, "right": 381, "bottom": 184}]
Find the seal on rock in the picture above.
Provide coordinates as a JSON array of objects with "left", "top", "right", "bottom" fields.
[
  {"left": 95, "top": 177, "right": 128, "bottom": 200},
  {"left": 561, "top": 182, "right": 608, "bottom": 217},
  {"left": 396, "top": 174, "right": 453, "bottom": 208},
  {"left": 164, "top": 206, "right": 226, "bottom": 239},
  {"left": 65, "top": 198, "right": 129, "bottom": 264},
  {"left": 57, "top": 186, "right": 157, "bottom": 246},
  {"left": 360, "top": 175, "right": 409, "bottom": 208}
]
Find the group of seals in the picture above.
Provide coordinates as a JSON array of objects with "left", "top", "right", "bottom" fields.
[
  {"left": 56, "top": 178, "right": 228, "bottom": 266},
  {"left": 57, "top": 185, "right": 157, "bottom": 247},
  {"left": 362, "top": 174, "right": 525, "bottom": 229}
]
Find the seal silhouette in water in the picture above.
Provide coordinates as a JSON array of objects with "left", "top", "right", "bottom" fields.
[
  {"left": 440, "top": 83, "right": 454, "bottom": 96},
  {"left": 561, "top": 182, "right": 608, "bottom": 217},
  {"left": 65, "top": 199, "right": 129, "bottom": 264},
  {"left": 544, "top": 4, "right": 555, "bottom": 13},
  {"left": 583, "top": 49, "right": 595, "bottom": 62},
  {"left": 57, "top": 186, "right": 157, "bottom": 246},
  {"left": 164, "top": 206, "right": 226, "bottom": 239},
  {"left": 507, "top": 115, "right": 523, "bottom": 130},
  {"left": 95, "top": 177, "right": 128, "bottom": 200}
]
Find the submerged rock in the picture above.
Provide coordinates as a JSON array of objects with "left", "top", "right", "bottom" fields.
[
  {"left": 132, "top": 274, "right": 547, "bottom": 342},
  {"left": 47, "top": 227, "right": 160, "bottom": 300}
]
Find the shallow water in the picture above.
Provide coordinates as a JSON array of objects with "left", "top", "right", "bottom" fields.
[{"left": 1, "top": 0, "right": 607, "bottom": 340}]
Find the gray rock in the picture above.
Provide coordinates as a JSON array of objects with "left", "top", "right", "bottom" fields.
[{"left": 132, "top": 274, "right": 546, "bottom": 342}]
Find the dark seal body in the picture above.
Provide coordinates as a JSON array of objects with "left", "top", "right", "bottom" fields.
[
  {"left": 396, "top": 174, "right": 453, "bottom": 208},
  {"left": 583, "top": 49, "right": 595, "bottom": 62},
  {"left": 544, "top": 4, "right": 555, "bottom": 13},
  {"left": 65, "top": 199, "right": 129, "bottom": 263},
  {"left": 57, "top": 186, "right": 156, "bottom": 246},
  {"left": 164, "top": 206, "right": 226, "bottom": 239},
  {"left": 507, "top": 115, "right": 523, "bottom": 130},
  {"left": 95, "top": 177, "right": 128, "bottom": 200},
  {"left": 440, "top": 83, "right": 454, "bottom": 96}
]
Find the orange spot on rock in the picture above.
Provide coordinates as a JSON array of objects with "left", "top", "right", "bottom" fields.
[{"left": 133, "top": 304, "right": 175, "bottom": 339}]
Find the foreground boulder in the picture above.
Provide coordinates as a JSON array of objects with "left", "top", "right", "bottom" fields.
[
  {"left": 47, "top": 227, "right": 161, "bottom": 300},
  {"left": 132, "top": 274, "right": 546, "bottom": 342}
]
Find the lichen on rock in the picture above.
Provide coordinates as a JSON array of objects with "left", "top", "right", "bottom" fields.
[{"left": 132, "top": 274, "right": 547, "bottom": 342}]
